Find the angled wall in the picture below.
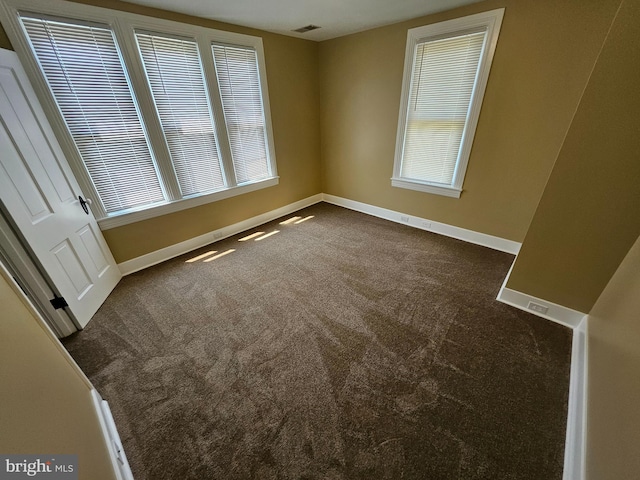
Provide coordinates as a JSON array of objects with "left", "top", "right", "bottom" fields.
[
  {"left": 586, "top": 233, "right": 640, "bottom": 479},
  {"left": 318, "top": 0, "right": 619, "bottom": 243},
  {"left": 507, "top": 0, "right": 640, "bottom": 313},
  {"left": 0, "top": 266, "right": 116, "bottom": 480}
]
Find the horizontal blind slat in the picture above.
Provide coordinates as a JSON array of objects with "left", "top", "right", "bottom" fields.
[
  {"left": 212, "top": 44, "right": 270, "bottom": 184},
  {"left": 20, "top": 15, "right": 165, "bottom": 213},
  {"left": 136, "top": 32, "right": 225, "bottom": 196},
  {"left": 402, "top": 30, "right": 486, "bottom": 185}
]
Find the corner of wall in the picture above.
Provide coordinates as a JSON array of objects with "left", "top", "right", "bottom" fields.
[
  {"left": 562, "top": 315, "right": 588, "bottom": 480},
  {"left": 496, "top": 260, "right": 587, "bottom": 328}
]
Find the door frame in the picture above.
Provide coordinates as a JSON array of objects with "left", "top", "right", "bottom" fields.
[
  {"left": 0, "top": 47, "right": 121, "bottom": 327},
  {"left": 0, "top": 203, "right": 79, "bottom": 337}
]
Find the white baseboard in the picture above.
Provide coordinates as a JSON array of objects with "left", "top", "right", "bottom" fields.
[
  {"left": 496, "top": 262, "right": 588, "bottom": 479},
  {"left": 115, "top": 191, "right": 585, "bottom": 479},
  {"left": 120, "top": 192, "right": 519, "bottom": 274},
  {"left": 496, "top": 284, "right": 586, "bottom": 329},
  {"left": 91, "top": 389, "right": 134, "bottom": 480},
  {"left": 118, "top": 194, "right": 323, "bottom": 275},
  {"left": 496, "top": 259, "right": 586, "bottom": 328},
  {"left": 321, "top": 194, "right": 521, "bottom": 254},
  {"left": 563, "top": 316, "right": 588, "bottom": 480}
]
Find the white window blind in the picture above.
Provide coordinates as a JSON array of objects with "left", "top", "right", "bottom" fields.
[
  {"left": 20, "top": 15, "right": 165, "bottom": 213},
  {"left": 136, "top": 32, "right": 225, "bottom": 197},
  {"left": 393, "top": 10, "right": 503, "bottom": 198},
  {"left": 401, "top": 31, "right": 486, "bottom": 185},
  {"left": 6, "top": 0, "right": 280, "bottom": 226},
  {"left": 212, "top": 44, "right": 271, "bottom": 184}
]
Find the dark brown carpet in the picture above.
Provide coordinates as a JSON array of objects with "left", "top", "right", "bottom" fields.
[{"left": 63, "top": 202, "right": 571, "bottom": 480}]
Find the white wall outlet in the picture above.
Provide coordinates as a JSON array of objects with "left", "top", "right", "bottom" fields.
[
  {"left": 400, "top": 215, "right": 410, "bottom": 223},
  {"left": 421, "top": 221, "right": 432, "bottom": 229},
  {"left": 527, "top": 302, "right": 549, "bottom": 315}
]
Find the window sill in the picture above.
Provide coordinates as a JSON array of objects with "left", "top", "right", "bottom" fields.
[
  {"left": 97, "top": 176, "right": 279, "bottom": 230},
  {"left": 391, "top": 177, "right": 462, "bottom": 198}
]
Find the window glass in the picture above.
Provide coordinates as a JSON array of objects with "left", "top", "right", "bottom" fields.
[
  {"left": 212, "top": 44, "right": 271, "bottom": 184},
  {"left": 393, "top": 9, "right": 504, "bottom": 198},
  {"left": 12, "top": 2, "right": 279, "bottom": 225},
  {"left": 21, "top": 15, "right": 165, "bottom": 213},
  {"left": 136, "top": 32, "right": 225, "bottom": 196},
  {"left": 401, "top": 32, "right": 485, "bottom": 185}
]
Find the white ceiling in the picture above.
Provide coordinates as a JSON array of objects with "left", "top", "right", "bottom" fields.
[{"left": 123, "top": 0, "right": 483, "bottom": 41}]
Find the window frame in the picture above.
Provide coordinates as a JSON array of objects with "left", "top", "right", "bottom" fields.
[
  {"left": 0, "top": 0, "right": 278, "bottom": 229},
  {"left": 392, "top": 9, "right": 504, "bottom": 198}
]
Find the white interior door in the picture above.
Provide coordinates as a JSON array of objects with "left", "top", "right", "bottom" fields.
[
  {"left": 0, "top": 48, "right": 120, "bottom": 327},
  {"left": 0, "top": 210, "right": 78, "bottom": 337}
]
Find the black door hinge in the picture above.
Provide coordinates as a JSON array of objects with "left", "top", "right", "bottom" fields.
[{"left": 50, "top": 295, "right": 68, "bottom": 310}]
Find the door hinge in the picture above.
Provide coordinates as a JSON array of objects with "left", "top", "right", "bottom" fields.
[
  {"left": 13, "top": 277, "right": 28, "bottom": 296},
  {"left": 50, "top": 295, "right": 68, "bottom": 310}
]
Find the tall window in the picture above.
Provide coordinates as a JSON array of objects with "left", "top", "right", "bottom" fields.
[
  {"left": 212, "top": 44, "right": 272, "bottom": 185},
  {"left": 393, "top": 9, "right": 504, "bottom": 198},
  {"left": 2, "top": 0, "right": 277, "bottom": 227},
  {"left": 21, "top": 17, "right": 165, "bottom": 213},
  {"left": 136, "top": 31, "right": 225, "bottom": 197}
]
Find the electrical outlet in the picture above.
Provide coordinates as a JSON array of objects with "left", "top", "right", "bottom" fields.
[
  {"left": 400, "top": 215, "right": 410, "bottom": 223},
  {"left": 421, "top": 221, "right": 432, "bottom": 229},
  {"left": 527, "top": 302, "right": 549, "bottom": 315}
]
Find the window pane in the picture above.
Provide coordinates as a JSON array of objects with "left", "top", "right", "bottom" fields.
[
  {"left": 136, "top": 32, "right": 225, "bottom": 196},
  {"left": 212, "top": 44, "right": 271, "bottom": 184},
  {"left": 401, "top": 31, "right": 486, "bottom": 185},
  {"left": 20, "top": 15, "right": 165, "bottom": 214}
]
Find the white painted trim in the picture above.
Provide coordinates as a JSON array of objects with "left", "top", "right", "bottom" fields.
[
  {"left": 497, "top": 260, "right": 588, "bottom": 478},
  {"left": 98, "top": 178, "right": 279, "bottom": 230},
  {"left": 392, "top": 9, "right": 505, "bottom": 196},
  {"left": 118, "top": 194, "right": 322, "bottom": 275},
  {"left": 91, "top": 389, "right": 134, "bottom": 480},
  {"left": 321, "top": 194, "right": 521, "bottom": 254},
  {"left": 113, "top": 191, "right": 586, "bottom": 480},
  {"left": 0, "top": 0, "right": 279, "bottom": 224},
  {"left": 0, "top": 261, "right": 93, "bottom": 388},
  {"left": 391, "top": 177, "right": 462, "bottom": 198},
  {"left": 0, "top": 209, "right": 79, "bottom": 337},
  {"left": 2, "top": 260, "right": 128, "bottom": 479},
  {"left": 563, "top": 316, "right": 588, "bottom": 480},
  {"left": 496, "top": 285, "right": 586, "bottom": 328}
]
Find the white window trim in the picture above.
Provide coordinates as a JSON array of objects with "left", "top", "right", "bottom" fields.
[
  {"left": 100, "top": 177, "right": 279, "bottom": 229},
  {"left": 392, "top": 9, "right": 504, "bottom": 198},
  {"left": 0, "top": 0, "right": 279, "bottom": 229}
]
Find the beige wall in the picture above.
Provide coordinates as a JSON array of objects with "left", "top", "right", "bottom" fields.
[
  {"left": 586, "top": 233, "right": 640, "bottom": 480},
  {"left": 2, "top": 2, "right": 640, "bottom": 477},
  {"left": 90, "top": 0, "right": 321, "bottom": 263},
  {"left": 2, "top": 0, "right": 637, "bottom": 311},
  {"left": 0, "top": 266, "right": 116, "bottom": 480},
  {"left": 318, "top": 0, "right": 620, "bottom": 242},
  {"left": 0, "top": 0, "right": 322, "bottom": 263},
  {"left": 507, "top": 0, "right": 640, "bottom": 312}
]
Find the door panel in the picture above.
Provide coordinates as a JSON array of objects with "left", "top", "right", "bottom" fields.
[
  {"left": 51, "top": 240, "right": 92, "bottom": 297},
  {"left": 0, "top": 48, "right": 120, "bottom": 327},
  {"left": 77, "top": 225, "right": 110, "bottom": 276},
  {"left": 0, "top": 124, "right": 53, "bottom": 221},
  {"left": 0, "top": 210, "right": 78, "bottom": 338}
]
